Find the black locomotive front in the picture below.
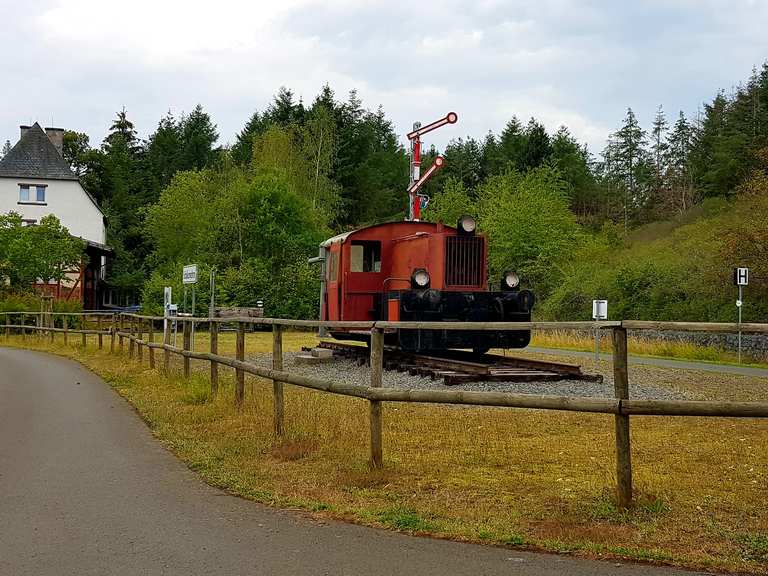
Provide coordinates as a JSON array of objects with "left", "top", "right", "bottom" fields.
[{"left": 391, "top": 286, "right": 534, "bottom": 353}]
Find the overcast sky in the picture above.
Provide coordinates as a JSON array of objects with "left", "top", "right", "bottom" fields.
[{"left": 2, "top": 0, "right": 767, "bottom": 155}]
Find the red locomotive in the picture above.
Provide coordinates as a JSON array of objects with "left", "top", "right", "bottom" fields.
[
  {"left": 313, "top": 112, "right": 534, "bottom": 353},
  {"left": 317, "top": 215, "right": 534, "bottom": 354}
]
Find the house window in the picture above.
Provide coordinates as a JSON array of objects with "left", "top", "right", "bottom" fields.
[
  {"left": 18, "top": 183, "right": 47, "bottom": 203},
  {"left": 22, "top": 219, "right": 36, "bottom": 226},
  {"left": 350, "top": 241, "right": 381, "bottom": 273}
]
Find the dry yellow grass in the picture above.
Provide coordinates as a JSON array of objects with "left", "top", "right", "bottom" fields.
[
  {"left": 532, "top": 329, "right": 768, "bottom": 367},
  {"left": 3, "top": 330, "right": 767, "bottom": 574}
]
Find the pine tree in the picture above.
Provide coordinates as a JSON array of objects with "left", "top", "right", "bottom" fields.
[
  {"left": 1, "top": 139, "right": 12, "bottom": 159},
  {"left": 650, "top": 105, "right": 669, "bottom": 184},
  {"left": 611, "top": 108, "right": 650, "bottom": 229},
  {"left": 231, "top": 111, "right": 266, "bottom": 165},
  {"left": 667, "top": 111, "right": 695, "bottom": 213},
  {"left": 179, "top": 104, "right": 218, "bottom": 170},
  {"left": 146, "top": 112, "right": 182, "bottom": 191}
]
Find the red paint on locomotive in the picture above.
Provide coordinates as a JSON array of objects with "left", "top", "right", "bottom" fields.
[{"left": 318, "top": 219, "right": 533, "bottom": 352}]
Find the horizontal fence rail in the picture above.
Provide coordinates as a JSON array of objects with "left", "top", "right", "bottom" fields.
[{"left": 2, "top": 310, "right": 767, "bottom": 511}]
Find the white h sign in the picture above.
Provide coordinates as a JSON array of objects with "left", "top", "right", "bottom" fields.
[
  {"left": 734, "top": 267, "right": 749, "bottom": 286},
  {"left": 183, "top": 264, "right": 198, "bottom": 284},
  {"left": 592, "top": 300, "right": 608, "bottom": 320}
]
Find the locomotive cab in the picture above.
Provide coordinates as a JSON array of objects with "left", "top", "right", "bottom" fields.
[{"left": 316, "top": 218, "right": 534, "bottom": 353}]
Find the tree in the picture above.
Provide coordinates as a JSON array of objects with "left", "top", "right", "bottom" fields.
[
  {"left": 1, "top": 140, "right": 11, "bottom": 159},
  {"left": 0, "top": 213, "right": 85, "bottom": 288},
  {"left": 62, "top": 131, "right": 91, "bottom": 176},
  {"left": 146, "top": 112, "right": 183, "bottom": 192},
  {"left": 666, "top": 111, "right": 696, "bottom": 213},
  {"left": 231, "top": 111, "right": 266, "bottom": 165},
  {"left": 423, "top": 178, "right": 474, "bottom": 225},
  {"left": 179, "top": 104, "right": 218, "bottom": 171},
  {"left": 609, "top": 108, "right": 650, "bottom": 229},
  {"left": 477, "top": 167, "right": 584, "bottom": 297},
  {"left": 650, "top": 105, "right": 669, "bottom": 187}
]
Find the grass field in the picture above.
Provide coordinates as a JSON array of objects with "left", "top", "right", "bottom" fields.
[
  {"left": 531, "top": 329, "right": 768, "bottom": 367},
  {"left": 3, "top": 330, "right": 767, "bottom": 574}
]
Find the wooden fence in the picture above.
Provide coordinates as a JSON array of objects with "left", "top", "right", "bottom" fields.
[{"left": 2, "top": 311, "right": 768, "bottom": 510}]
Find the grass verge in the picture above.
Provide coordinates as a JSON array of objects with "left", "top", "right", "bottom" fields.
[
  {"left": 3, "top": 331, "right": 767, "bottom": 574},
  {"left": 531, "top": 330, "right": 768, "bottom": 368}
]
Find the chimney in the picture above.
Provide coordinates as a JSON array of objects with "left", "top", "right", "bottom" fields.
[
  {"left": 45, "top": 127, "right": 65, "bottom": 157},
  {"left": 20, "top": 125, "right": 31, "bottom": 139}
]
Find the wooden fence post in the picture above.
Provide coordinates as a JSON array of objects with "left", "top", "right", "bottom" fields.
[
  {"left": 235, "top": 322, "right": 245, "bottom": 407},
  {"left": 4, "top": 313, "right": 9, "bottom": 339},
  {"left": 110, "top": 315, "right": 116, "bottom": 353},
  {"left": 612, "top": 326, "right": 633, "bottom": 510},
  {"left": 21, "top": 313, "right": 26, "bottom": 340},
  {"left": 137, "top": 319, "right": 144, "bottom": 363},
  {"left": 81, "top": 322, "right": 87, "bottom": 348},
  {"left": 63, "top": 316, "right": 68, "bottom": 345},
  {"left": 183, "top": 320, "right": 192, "bottom": 378},
  {"left": 273, "top": 324, "right": 284, "bottom": 436},
  {"left": 129, "top": 317, "right": 136, "bottom": 359},
  {"left": 36, "top": 313, "right": 41, "bottom": 340},
  {"left": 369, "top": 327, "right": 384, "bottom": 469},
  {"left": 97, "top": 315, "right": 103, "bottom": 350},
  {"left": 118, "top": 315, "right": 124, "bottom": 351},
  {"left": 210, "top": 321, "right": 219, "bottom": 397},
  {"left": 49, "top": 312, "right": 55, "bottom": 343},
  {"left": 148, "top": 319, "right": 155, "bottom": 369}
]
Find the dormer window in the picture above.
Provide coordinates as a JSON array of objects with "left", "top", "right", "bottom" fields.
[{"left": 18, "top": 183, "right": 47, "bottom": 204}]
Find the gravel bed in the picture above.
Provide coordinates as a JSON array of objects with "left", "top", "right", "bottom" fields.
[{"left": 248, "top": 352, "right": 688, "bottom": 400}]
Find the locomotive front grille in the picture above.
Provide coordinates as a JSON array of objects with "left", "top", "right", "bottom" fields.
[{"left": 445, "top": 236, "right": 483, "bottom": 286}]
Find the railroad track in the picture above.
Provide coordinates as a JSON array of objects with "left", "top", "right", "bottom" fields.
[{"left": 307, "top": 341, "right": 603, "bottom": 385}]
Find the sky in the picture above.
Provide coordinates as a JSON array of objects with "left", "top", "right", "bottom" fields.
[{"left": 2, "top": 0, "right": 767, "bottom": 155}]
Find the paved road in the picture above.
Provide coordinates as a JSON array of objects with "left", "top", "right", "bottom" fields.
[
  {"left": 527, "top": 346, "right": 768, "bottom": 378},
  {"left": 0, "top": 348, "right": 710, "bottom": 576}
]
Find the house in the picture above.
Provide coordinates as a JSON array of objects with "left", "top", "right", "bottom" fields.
[{"left": 0, "top": 123, "right": 110, "bottom": 309}]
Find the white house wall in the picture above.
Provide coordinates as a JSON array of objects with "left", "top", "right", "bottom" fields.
[{"left": 0, "top": 177, "right": 105, "bottom": 245}]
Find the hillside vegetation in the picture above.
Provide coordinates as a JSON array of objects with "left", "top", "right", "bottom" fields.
[{"left": 2, "top": 66, "right": 767, "bottom": 321}]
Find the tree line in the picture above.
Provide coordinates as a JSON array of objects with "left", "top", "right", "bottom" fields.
[{"left": 3, "top": 63, "right": 767, "bottom": 319}]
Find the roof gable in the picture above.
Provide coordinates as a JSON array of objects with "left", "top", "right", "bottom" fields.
[{"left": 0, "top": 123, "right": 77, "bottom": 181}]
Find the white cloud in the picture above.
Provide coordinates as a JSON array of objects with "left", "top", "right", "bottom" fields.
[{"left": 1, "top": 0, "right": 766, "bottom": 157}]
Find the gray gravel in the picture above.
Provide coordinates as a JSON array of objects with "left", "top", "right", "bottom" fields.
[{"left": 248, "top": 352, "right": 687, "bottom": 400}]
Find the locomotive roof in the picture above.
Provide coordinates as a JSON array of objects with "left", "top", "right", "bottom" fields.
[{"left": 320, "top": 221, "right": 455, "bottom": 248}]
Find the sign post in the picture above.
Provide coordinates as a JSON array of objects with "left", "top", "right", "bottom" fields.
[
  {"left": 592, "top": 299, "right": 608, "bottom": 364},
  {"left": 163, "top": 286, "right": 172, "bottom": 337},
  {"left": 183, "top": 264, "right": 198, "bottom": 348},
  {"left": 733, "top": 267, "right": 749, "bottom": 364}
]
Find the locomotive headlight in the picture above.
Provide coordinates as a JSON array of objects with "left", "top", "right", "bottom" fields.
[
  {"left": 457, "top": 215, "right": 476, "bottom": 235},
  {"left": 411, "top": 268, "right": 431, "bottom": 289},
  {"left": 501, "top": 270, "right": 520, "bottom": 290}
]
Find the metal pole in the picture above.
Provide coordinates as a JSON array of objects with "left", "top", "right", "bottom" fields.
[
  {"left": 594, "top": 324, "right": 600, "bottom": 365},
  {"left": 738, "top": 284, "right": 743, "bottom": 364},
  {"left": 191, "top": 286, "right": 196, "bottom": 350},
  {"left": 209, "top": 269, "right": 215, "bottom": 319}
]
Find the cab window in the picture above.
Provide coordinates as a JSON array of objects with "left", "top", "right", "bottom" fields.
[{"left": 350, "top": 240, "right": 381, "bottom": 273}]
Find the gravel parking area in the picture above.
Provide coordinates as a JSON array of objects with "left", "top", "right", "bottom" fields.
[{"left": 248, "top": 352, "right": 689, "bottom": 401}]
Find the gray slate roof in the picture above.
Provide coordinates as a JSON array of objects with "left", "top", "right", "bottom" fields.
[{"left": 0, "top": 123, "right": 77, "bottom": 180}]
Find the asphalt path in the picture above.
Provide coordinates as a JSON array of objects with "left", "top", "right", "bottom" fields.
[
  {"left": 0, "top": 347, "right": 712, "bottom": 576},
  {"left": 527, "top": 346, "right": 768, "bottom": 378}
]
